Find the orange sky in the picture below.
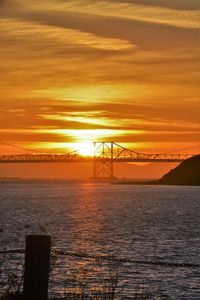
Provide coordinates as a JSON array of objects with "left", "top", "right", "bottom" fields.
[{"left": 0, "top": 0, "right": 199, "bottom": 179}]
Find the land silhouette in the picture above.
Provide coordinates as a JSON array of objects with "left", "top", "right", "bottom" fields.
[
  {"left": 157, "top": 155, "right": 200, "bottom": 186},
  {"left": 116, "top": 155, "right": 200, "bottom": 186}
]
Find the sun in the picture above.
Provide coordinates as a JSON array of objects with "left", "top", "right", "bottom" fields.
[{"left": 76, "top": 142, "right": 94, "bottom": 157}]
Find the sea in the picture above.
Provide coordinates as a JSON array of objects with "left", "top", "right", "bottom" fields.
[{"left": 0, "top": 180, "right": 200, "bottom": 299}]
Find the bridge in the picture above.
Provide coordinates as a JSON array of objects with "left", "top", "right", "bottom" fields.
[{"left": 0, "top": 141, "right": 199, "bottom": 179}]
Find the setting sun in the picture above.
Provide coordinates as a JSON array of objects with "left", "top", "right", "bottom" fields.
[{"left": 75, "top": 142, "right": 94, "bottom": 157}]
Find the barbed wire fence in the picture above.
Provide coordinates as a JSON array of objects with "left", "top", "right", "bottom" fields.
[{"left": 1, "top": 246, "right": 200, "bottom": 299}]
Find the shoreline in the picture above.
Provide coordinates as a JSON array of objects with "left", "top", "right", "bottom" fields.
[{"left": 112, "top": 180, "right": 200, "bottom": 187}]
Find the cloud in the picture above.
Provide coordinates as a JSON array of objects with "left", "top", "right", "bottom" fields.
[
  {"left": 122, "top": 0, "right": 200, "bottom": 10},
  {"left": 1, "top": 98, "right": 199, "bottom": 133},
  {"left": 34, "top": 0, "right": 199, "bottom": 29},
  {"left": 20, "top": 11, "right": 199, "bottom": 50},
  {"left": 2, "top": 0, "right": 199, "bottom": 29},
  {"left": 0, "top": 0, "right": 199, "bottom": 150},
  {"left": 1, "top": 18, "right": 134, "bottom": 51}
]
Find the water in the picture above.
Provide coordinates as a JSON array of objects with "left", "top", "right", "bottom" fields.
[{"left": 0, "top": 180, "right": 200, "bottom": 299}]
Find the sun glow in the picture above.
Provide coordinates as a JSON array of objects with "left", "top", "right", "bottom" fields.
[{"left": 75, "top": 142, "right": 94, "bottom": 157}]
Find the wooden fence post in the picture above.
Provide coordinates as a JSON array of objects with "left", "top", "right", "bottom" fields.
[{"left": 23, "top": 235, "right": 51, "bottom": 300}]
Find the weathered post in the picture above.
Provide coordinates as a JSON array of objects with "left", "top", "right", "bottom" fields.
[{"left": 23, "top": 235, "right": 51, "bottom": 300}]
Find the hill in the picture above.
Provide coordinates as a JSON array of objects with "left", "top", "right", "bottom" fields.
[{"left": 157, "top": 155, "right": 200, "bottom": 186}]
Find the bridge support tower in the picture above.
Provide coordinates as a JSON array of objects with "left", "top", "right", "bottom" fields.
[{"left": 91, "top": 142, "right": 116, "bottom": 180}]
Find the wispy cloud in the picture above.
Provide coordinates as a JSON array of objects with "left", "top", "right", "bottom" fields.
[
  {"left": 29, "top": 0, "right": 199, "bottom": 29},
  {"left": 117, "top": 0, "right": 200, "bottom": 11},
  {"left": 1, "top": 18, "right": 134, "bottom": 51}
]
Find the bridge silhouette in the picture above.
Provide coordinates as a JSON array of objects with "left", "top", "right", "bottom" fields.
[{"left": 0, "top": 141, "right": 199, "bottom": 179}]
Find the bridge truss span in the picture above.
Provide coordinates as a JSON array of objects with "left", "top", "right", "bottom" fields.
[
  {"left": 0, "top": 152, "right": 87, "bottom": 163},
  {"left": 92, "top": 142, "right": 197, "bottom": 179},
  {"left": 0, "top": 141, "right": 199, "bottom": 179},
  {"left": 114, "top": 154, "right": 193, "bottom": 163},
  {"left": 112, "top": 143, "right": 193, "bottom": 162}
]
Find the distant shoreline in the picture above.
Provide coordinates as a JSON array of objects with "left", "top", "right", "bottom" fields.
[
  {"left": 112, "top": 180, "right": 200, "bottom": 186},
  {"left": 0, "top": 177, "right": 21, "bottom": 180},
  {"left": 112, "top": 180, "right": 155, "bottom": 185}
]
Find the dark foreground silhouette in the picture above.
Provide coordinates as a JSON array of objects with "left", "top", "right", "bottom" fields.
[
  {"left": 115, "top": 155, "right": 200, "bottom": 186},
  {"left": 157, "top": 155, "right": 200, "bottom": 186}
]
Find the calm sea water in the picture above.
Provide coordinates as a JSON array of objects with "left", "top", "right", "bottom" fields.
[{"left": 0, "top": 180, "right": 200, "bottom": 299}]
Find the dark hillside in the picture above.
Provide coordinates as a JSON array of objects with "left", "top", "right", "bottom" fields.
[{"left": 157, "top": 155, "right": 200, "bottom": 186}]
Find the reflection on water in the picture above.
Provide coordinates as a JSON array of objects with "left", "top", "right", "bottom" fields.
[{"left": 0, "top": 180, "right": 200, "bottom": 298}]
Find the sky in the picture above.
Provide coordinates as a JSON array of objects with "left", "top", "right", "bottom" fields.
[{"left": 0, "top": 0, "right": 200, "bottom": 178}]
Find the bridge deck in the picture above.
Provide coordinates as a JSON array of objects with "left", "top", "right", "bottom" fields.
[{"left": 0, "top": 154, "right": 195, "bottom": 163}]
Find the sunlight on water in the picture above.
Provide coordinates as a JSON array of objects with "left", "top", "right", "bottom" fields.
[{"left": 0, "top": 180, "right": 200, "bottom": 299}]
